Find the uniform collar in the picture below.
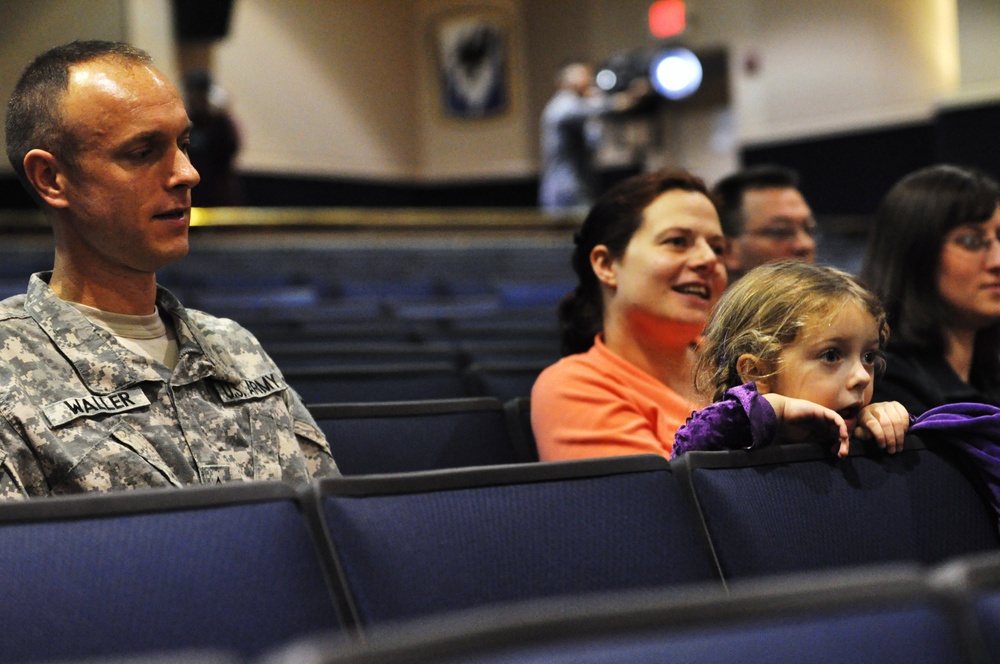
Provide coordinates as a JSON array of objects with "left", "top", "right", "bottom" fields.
[
  {"left": 152, "top": 282, "right": 243, "bottom": 384},
  {"left": 25, "top": 273, "right": 239, "bottom": 392}
]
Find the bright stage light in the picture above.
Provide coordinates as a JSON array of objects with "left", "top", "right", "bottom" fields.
[{"left": 649, "top": 47, "right": 702, "bottom": 100}]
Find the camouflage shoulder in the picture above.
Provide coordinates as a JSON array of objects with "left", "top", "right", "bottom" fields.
[
  {"left": 0, "top": 294, "right": 29, "bottom": 322},
  {"left": 184, "top": 307, "right": 255, "bottom": 338},
  {"left": 183, "top": 307, "right": 273, "bottom": 362}
]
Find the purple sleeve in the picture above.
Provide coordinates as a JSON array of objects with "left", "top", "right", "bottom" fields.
[
  {"left": 671, "top": 383, "right": 778, "bottom": 458},
  {"left": 911, "top": 403, "right": 1000, "bottom": 521}
]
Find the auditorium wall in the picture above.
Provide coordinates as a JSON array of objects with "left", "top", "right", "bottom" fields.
[
  {"left": 0, "top": 0, "right": 998, "bottom": 211},
  {"left": 956, "top": 0, "right": 1000, "bottom": 94},
  {"left": 214, "top": 0, "right": 420, "bottom": 180}
]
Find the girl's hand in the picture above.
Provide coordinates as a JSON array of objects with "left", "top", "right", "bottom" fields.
[
  {"left": 852, "top": 401, "right": 909, "bottom": 453},
  {"left": 762, "top": 394, "right": 850, "bottom": 458}
]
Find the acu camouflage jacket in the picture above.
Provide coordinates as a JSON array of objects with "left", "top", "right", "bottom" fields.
[{"left": 0, "top": 273, "right": 337, "bottom": 498}]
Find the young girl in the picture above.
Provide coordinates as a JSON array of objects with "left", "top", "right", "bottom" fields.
[{"left": 672, "top": 260, "right": 910, "bottom": 459}]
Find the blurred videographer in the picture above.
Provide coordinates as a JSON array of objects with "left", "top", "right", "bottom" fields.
[{"left": 539, "top": 62, "right": 649, "bottom": 211}]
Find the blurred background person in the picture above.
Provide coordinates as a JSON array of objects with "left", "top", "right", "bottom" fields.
[
  {"left": 712, "top": 164, "right": 817, "bottom": 282},
  {"left": 863, "top": 164, "right": 1000, "bottom": 414},
  {"left": 183, "top": 70, "right": 242, "bottom": 207},
  {"left": 538, "top": 61, "right": 649, "bottom": 212}
]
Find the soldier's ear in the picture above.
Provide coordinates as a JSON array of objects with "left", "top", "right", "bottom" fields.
[{"left": 23, "top": 149, "right": 70, "bottom": 209}]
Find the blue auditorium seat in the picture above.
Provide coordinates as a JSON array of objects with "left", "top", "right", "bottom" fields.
[
  {"left": 456, "top": 339, "right": 561, "bottom": 365},
  {"left": 503, "top": 396, "right": 538, "bottom": 462},
  {"left": 388, "top": 296, "right": 503, "bottom": 321},
  {"left": 932, "top": 550, "right": 1000, "bottom": 663},
  {"left": 310, "top": 455, "right": 722, "bottom": 625},
  {"left": 268, "top": 565, "right": 983, "bottom": 664},
  {"left": 284, "top": 362, "right": 469, "bottom": 404},
  {"left": 307, "top": 397, "right": 533, "bottom": 474},
  {"left": 671, "top": 437, "right": 1000, "bottom": 581},
  {"left": 281, "top": 319, "right": 429, "bottom": 343},
  {"left": 0, "top": 277, "right": 29, "bottom": 300},
  {"left": 462, "top": 360, "right": 550, "bottom": 401},
  {"left": 338, "top": 278, "right": 438, "bottom": 300},
  {"left": 0, "top": 482, "right": 352, "bottom": 663},
  {"left": 494, "top": 279, "right": 573, "bottom": 308},
  {"left": 437, "top": 318, "right": 560, "bottom": 342},
  {"left": 192, "top": 285, "right": 319, "bottom": 315},
  {"left": 266, "top": 341, "right": 460, "bottom": 370}
]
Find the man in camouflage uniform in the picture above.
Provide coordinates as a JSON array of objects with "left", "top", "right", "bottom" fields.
[{"left": 0, "top": 40, "right": 337, "bottom": 497}]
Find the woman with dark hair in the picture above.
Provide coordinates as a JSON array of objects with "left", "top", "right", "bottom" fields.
[
  {"left": 862, "top": 164, "right": 1000, "bottom": 414},
  {"left": 531, "top": 169, "right": 728, "bottom": 460}
]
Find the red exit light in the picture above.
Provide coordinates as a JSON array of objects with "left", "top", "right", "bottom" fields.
[{"left": 649, "top": 0, "right": 686, "bottom": 39}]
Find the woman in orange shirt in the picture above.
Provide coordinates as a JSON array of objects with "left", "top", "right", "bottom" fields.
[{"left": 531, "top": 169, "right": 728, "bottom": 460}]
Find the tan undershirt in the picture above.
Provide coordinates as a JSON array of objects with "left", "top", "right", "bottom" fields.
[{"left": 70, "top": 302, "right": 180, "bottom": 370}]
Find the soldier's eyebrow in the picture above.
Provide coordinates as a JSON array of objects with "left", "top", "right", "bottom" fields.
[
  {"left": 118, "top": 122, "right": 193, "bottom": 151},
  {"left": 115, "top": 129, "right": 167, "bottom": 151}
]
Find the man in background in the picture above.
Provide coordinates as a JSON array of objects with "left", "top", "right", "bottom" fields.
[
  {"left": 539, "top": 61, "right": 648, "bottom": 212},
  {"left": 712, "top": 164, "right": 817, "bottom": 282},
  {"left": 183, "top": 69, "right": 243, "bottom": 207}
]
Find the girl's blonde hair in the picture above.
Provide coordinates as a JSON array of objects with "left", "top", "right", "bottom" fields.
[{"left": 695, "top": 261, "right": 889, "bottom": 402}]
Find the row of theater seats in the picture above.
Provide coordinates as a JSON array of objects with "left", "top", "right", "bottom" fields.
[
  {"left": 273, "top": 560, "right": 1000, "bottom": 663},
  {"left": 2, "top": 438, "right": 997, "bottom": 662},
  {"left": 158, "top": 265, "right": 568, "bottom": 404},
  {"left": 308, "top": 397, "right": 536, "bottom": 475},
  {"left": 177, "top": 276, "right": 569, "bottom": 349},
  {"left": 251, "top": 315, "right": 559, "bottom": 403},
  {"left": 286, "top": 358, "right": 548, "bottom": 404},
  {"left": 33, "top": 256, "right": 568, "bottom": 402},
  {"left": 219, "top": 292, "right": 563, "bottom": 405}
]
